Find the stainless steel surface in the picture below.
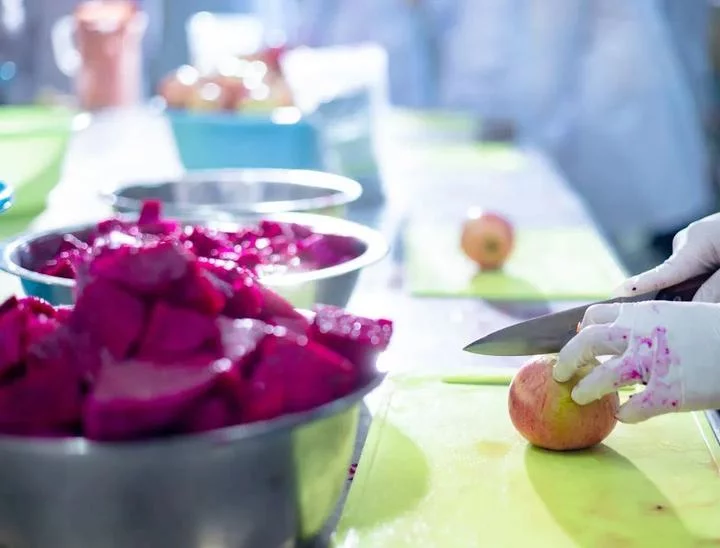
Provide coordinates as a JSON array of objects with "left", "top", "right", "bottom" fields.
[
  {"left": 0, "top": 211, "right": 389, "bottom": 309},
  {"left": 0, "top": 374, "right": 383, "bottom": 548},
  {"left": 101, "top": 168, "right": 363, "bottom": 218}
]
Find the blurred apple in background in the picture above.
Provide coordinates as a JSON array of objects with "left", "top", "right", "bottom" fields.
[
  {"left": 460, "top": 210, "right": 514, "bottom": 270},
  {"left": 156, "top": 46, "right": 295, "bottom": 114},
  {"left": 158, "top": 65, "right": 199, "bottom": 109}
]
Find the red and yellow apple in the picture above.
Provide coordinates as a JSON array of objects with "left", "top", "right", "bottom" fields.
[
  {"left": 508, "top": 354, "right": 618, "bottom": 451},
  {"left": 158, "top": 65, "right": 200, "bottom": 109},
  {"left": 460, "top": 211, "right": 514, "bottom": 270}
]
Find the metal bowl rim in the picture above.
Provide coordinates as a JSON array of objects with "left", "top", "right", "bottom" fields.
[
  {"left": 0, "top": 374, "right": 386, "bottom": 455},
  {"left": 99, "top": 168, "right": 364, "bottom": 215},
  {"left": 0, "top": 211, "right": 389, "bottom": 289}
]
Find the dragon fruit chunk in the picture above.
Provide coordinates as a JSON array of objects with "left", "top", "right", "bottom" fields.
[
  {"left": 177, "top": 392, "right": 237, "bottom": 434},
  {"left": 0, "top": 307, "right": 26, "bottom": 376},
  {"left": 84, "top": 357, "right": 228, "bottom": 441},
  {"left": 298, "top": 233, "right": 363, "bottom": 269},
  {"left": 137, "top": 199, "right": 162, "bottom": 226},
  {"left": 26, "top": 324, "right": 103, "bottom": 383},
  {"left": 242, "top": 332, "right": 357, "bottom": 423},
  {"left": 170, "top": 261, "right": 227, "bottom": 316},
  {"left": 257, "top": 284, "right": 306, "bottom": 321},
  {"left": 289, "top": 223, "right": 314, "bottom": 239},
  {"left": 217, "top": 317, "right": 269, "bottom": 373},
  {"left": 0, "top": 362, "right": 84, "bottom": 436},
  {"left": 40, "top": 254, "right": 77, "bottom": 279},
  {"left": 0, "top": 297, "right": 63, "bottom": 379},
  {"left": 308, "top": 305, "right": 393, "bottom": 376},
  {"left": 84, "top": 239, "right": 192, "bottom": 296},
  {"left": 0, "top": 296, "right": 18, "bottom": 316},
  {"left": 136, "top": 302, "right": 222, "bottom": 363},
  {"left": 203, "top": 265, "right": 264, "bottom": 320},
  {"left": 19, "top": 296, "right": 57, "bottom": 319},
  {"left": 71, "top": 278, "right": 147, "bottom": 360}
]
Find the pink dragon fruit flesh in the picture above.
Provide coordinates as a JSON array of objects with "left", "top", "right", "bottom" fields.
[
  {"left": 84, "top": 357, "right": 231, "bottom": 441},
  {"left": 242, "top": 330, "right": 357, "bottom": 423},
  {"left": 34, "top": 199, "right": 364, "bottom": 279},
  {"left": 0, "top": 202, "right": 393, "bottom": 441},
  {"left": 308, "top": 304, "right": 393, "bottom": 376}
]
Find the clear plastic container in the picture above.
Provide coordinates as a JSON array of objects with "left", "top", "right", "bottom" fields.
[{"left": 51, "top": 1, "right": 147, "bottom": 111}]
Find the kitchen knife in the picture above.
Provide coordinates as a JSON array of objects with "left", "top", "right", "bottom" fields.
[{"left": 463, "top": 272, "right": 714, "bottom": 356}]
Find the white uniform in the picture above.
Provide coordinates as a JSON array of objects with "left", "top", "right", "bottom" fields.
[
  {"left": 510, "top": 0, "right": 715, "bottom": 236},
  {"left": 293, "top": 0, "right": 716, "bottom": 237}
]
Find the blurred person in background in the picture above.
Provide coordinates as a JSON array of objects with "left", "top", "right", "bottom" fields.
[
  {"left": 292, "top": 0, "right": 454, "bottom": 109},
  {"left": 509, "top": 0, "right": 717, "bottom": 265},
  {"left": 292, "top": 0, "right": 718, "bottom": 268}
]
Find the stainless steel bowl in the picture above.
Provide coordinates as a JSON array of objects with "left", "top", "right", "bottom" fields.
[
  {"left": 101, "top": 168, "right": 363, "bottom": 219},
  {"left": 0, "top": 373, "right": 385, "bottom": 548},
  {"left": 0, "top": 211, "right": 389, "bottom": 308}
]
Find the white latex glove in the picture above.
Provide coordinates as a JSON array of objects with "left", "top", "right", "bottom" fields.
[
  {"left": 553, "top": 301, "right": 720, "bottom": 423},
  {"left": 615, "top": 213, "right": 720, "bottom": 302}
]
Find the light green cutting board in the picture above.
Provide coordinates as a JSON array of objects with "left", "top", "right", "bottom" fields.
[
  {"left": 334, "top": 375, "right": 720, "bottom": 548},
  {"left": 406, "top": 225, "right": 626, "bottom": 301}
]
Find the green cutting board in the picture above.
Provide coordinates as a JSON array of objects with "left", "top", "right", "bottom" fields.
[
  {"left": 335, "top": 375, "right": 720, "bottom": 547},
  {"left": 406, "top": 225, "right": 626, "bottom": 301}
]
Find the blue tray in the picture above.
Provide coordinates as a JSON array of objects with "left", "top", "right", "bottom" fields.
[
  {"left": 0, "top": 182, "right": 12, "bottom": 213},
  {"left": 167, "top": 109, "right": 325, "bottom": 171}
]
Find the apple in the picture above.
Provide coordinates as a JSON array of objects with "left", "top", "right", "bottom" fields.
[
  {"left": 206, "top": 74, "right": 247, "bottom": 111},
  {"left": 508, "top": 354, "right": 619, "bottom": 451},
  {"left": 158, "top": 65, "right": 200, "bottom": 109},
  {"left": 186, "top": 80, "right": 228, "bottom": 112},
  {"left": 460, "top": 211, "right": 514, "bottom": 270}
]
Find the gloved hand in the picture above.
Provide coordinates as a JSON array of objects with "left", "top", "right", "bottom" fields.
[
  {"left": 553, "top": 301, "right": 720, "bottom": 423},
  {"left": 615, "top": 213, "right": 720, "bottom": 302}
]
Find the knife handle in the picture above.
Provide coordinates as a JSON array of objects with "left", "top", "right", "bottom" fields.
[{"left": 654, "top": 272, "right": 716, "bottom": 302}]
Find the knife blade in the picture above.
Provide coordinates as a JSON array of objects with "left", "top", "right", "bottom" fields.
[{"left": 463, "top": 272, "right": 714, "bottom": 356}]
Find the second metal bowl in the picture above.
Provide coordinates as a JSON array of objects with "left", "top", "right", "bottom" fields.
[
  {"left": 0, "top": 211, "right": 389, "bottom": 308},
  {"left": 101, "top": 168, "right": 363, "bottom": 220}
]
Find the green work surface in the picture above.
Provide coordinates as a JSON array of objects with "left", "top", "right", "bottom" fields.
[
  {"left": 0, "top": 106, "right": 74, "bottom": 218},
  {"left": 335, "top": 375, "right": 720, "bottom": 548},
  {"left": 406, "top": 225, "right": 626, "bottom": 301},
  {"left": 0, "top": 214, "right": 40, "bottom": 239}
]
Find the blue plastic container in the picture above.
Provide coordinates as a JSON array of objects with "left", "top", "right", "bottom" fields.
[
  {"left": 0, "top": 182, "right": 11, "bottom": 213},
  {"left": 167, "top": 109, "right": 325, "bottom": 171}
]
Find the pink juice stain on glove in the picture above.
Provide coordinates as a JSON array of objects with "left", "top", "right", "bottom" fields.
[{"left": 614, "top": 326, "right": 680, "bottom": 410}]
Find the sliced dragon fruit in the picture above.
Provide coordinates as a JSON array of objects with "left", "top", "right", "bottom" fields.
[
  {"left": 85, "top": 239, "right": 192, "bottom": 296},
  {"left": 71, "top": 278, "right": 147, "bottom": 360},
  {"left": 84, "top": 357, "right": 229, "bottom": 441},
  {"left": 0, "top": 297, "right": 63, "bottom": 379},
  {"left": 178, "top": 393, "right": 236, "bottom": 433},
  {"left": 242, "top": 331, "right": 357, "bottom": 423},
  {"left": 26, "top": 324, "right": 103, "bottom": 384},
  {"left": 0, "top": 307, "right": 25, "bottom": 376},
  {"left": 217, "top": 317, "right": 269, "bottom": 371},
  {"left": 298, "top": 233, "right": 363, "bottom": 269},
  {"left": 170, "top": 261, "right": 227, "bottom": 316},
  {"left": 136, "top": 302, "right": 222, "bottom": 363},
  {"left": 0, "top": 361, "right": 84, "bottom": 436},
  {"left": 308, "top": 305, "right": 393, "bottom": 376}
]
